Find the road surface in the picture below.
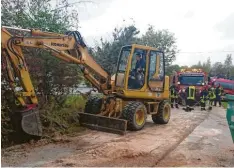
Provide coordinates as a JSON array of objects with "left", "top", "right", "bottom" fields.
[{"left": 2, "top": 107, "right": 234, "bottom": 167}]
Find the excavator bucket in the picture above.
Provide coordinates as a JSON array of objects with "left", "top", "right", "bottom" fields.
[
  {"left": 77, "top": 112, "right": 127, "bottom": 135},
  {"left": 11, "top": 107, "right": 42, "bottom": 137}
]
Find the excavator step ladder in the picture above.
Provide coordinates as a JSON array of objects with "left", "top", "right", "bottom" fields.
[{"left": 77, "top": 112, "right": 127, "bottom": 135}]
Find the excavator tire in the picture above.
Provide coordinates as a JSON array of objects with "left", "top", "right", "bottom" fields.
[
  {"left": 122, "top": 101, "right": 147, "bottom": 131},
  {"left": 91, "top": 97, "right": 102, "bottom": 114},
  {"left": 84, "top": 95, "right": 102, "bottom": 114},
  {"left": 152, "top": 101, "right": 171, "bottom": 124},
  {"left": 84, "top": 96, "right": 96, "bottom": 113}
]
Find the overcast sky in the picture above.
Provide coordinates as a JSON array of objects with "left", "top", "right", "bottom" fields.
[{"left": 57, "top": 0, "right": 234, "bottom": 66}]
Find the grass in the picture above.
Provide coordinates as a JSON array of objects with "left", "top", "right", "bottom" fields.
[
  {"left": 41, "top": 95, "right": 88, "bottom": 137},
  {"left": 1, "top": 93, "right": 90, "bottom": 147},
  {"left": 64, "top": 95, "right": 86, "bottom": 111},
  {"left": 222, "top": 102, "right": 228, "bottom": 109}
]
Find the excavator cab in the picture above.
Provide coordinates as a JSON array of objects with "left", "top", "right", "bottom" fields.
[{"left": 115, "top": 44, "right": 167, "bottom": 98}]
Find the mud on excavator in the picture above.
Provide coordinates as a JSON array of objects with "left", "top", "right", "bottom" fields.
[{"left": 1, "top": 26, "right": 171, "bottom": 138}]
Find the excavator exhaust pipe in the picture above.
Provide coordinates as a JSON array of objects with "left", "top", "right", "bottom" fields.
[
  {"left": 77, "top": 112, "right": 127, "bottom": 135},
  {"left": 11, "top": 107, "right": 42, "bottom": 139}
]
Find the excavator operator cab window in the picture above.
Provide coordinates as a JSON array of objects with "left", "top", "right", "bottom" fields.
[
  {"left": 128, "top": 48, "right": 147, "bottom": 90},
  {"left": 148, "top": 51, "right": 165, "bottom": 92},
  {"left": 116, "top": 46, "right": 132, "bottom": 87}
]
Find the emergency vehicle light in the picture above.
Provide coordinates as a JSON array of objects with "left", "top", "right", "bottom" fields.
[{"left": 180, "top": 68, "right": 203, "bottom": 73}]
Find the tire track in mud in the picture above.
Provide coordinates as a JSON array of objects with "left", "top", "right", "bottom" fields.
[
  {"left": 94, "top": 112, "right": 209, "bottom": 167},
  {"left": 43, "top": 109, "right": 209, "bottom": 167},
  {"left": 153, "top": 110, "right": 210, "bottom": 166},
  {"left": 2, "top": 108, "right": 209, "bottom": 167},
  {"left": 157, "top": 108, "right": 234, "bottom": 167}
]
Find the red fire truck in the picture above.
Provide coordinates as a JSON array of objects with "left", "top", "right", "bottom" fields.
[
  {"left": 209, "top": 77, "right": 234, "bottom": 95},
  {"left": 172, "top": 68, "right": 208, "bottom": 105}
]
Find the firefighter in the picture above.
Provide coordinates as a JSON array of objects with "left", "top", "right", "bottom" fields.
[
  {"left": 183, "top": 85, "right": 196, "bottom": 112},
  {"left": 214, "top": 84, "right": 224, "bottom": 107},
  {"left": 208, "top": 85, "right": 216, "bottom": 110},
  {"left": 170, "top": 84, "right": 179, "bottom": 108},
  {"left": 200, "top": 86, "right": 209, "bottom": 111}
]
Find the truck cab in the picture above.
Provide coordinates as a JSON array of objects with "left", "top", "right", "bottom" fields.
[{"left": 172, "top": 68, "right": 208, "bottom": 104}]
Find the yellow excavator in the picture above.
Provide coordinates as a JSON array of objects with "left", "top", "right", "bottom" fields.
[{"left": 1, "top": 26, "right": 171, "bottom": 137}]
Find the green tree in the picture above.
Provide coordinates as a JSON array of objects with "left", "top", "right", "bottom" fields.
[
  {"left": 140, "top": 25, "right": 178, "bottom": 66},
  {"left": 1, "top": 0, "right": 87, "bottom": 146},
  {"left": 165, "top": 64, "right": 181, "bottom": 76},
  {"left": 224, "top": 54, "right": 233, "bottom": 77},
  {"left": 190, "top": 57, "right": 211, "bottom": 73},
  {"left": 94, "top": 25, "right": 140, "bottom": 74},
  {"left": 1, "top": 0, "right": 83, "bottom": 100},
  {"left": 203, "top": 57, "right": 211, "bottom": 73},
  {"left": 210, "top": 62, "right": 225, "bottom": 77},
  {"left": 180, "top": 65, "right": 189, "bottom": 69}
]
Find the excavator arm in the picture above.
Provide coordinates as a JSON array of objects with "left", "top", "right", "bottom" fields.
[
  {"left": 2, "top": 27, "right": 111, "bottom": 91},
  {"left": 1, "top": 26, "right": 113, "bottom": 137}
]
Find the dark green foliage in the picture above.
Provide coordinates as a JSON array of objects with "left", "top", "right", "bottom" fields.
[
  {"left": 166, "top": 64, "right": 181, "bottom": 76},
  {"left": 139, "top": 25, "right": 178, "bottom": 66},
  {"left": 93, "top": 25, "right": 140, "bottom": 74},
  {"left": 1, "top": 0, "right": 84, "bottom": 147},
  {"left": 93, "top": 24, "right": 178, "bottom": 74}
]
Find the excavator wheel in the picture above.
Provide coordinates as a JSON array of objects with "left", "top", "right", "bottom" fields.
[
  {"left": 91, "top": 97, "right": 102, "bottom": 114},
  {"left": 84, "top": 95, "right": 102, "bottom": 114},
  {"left": 10, "top": 107, "right": 42, "bottom": 142},
  {"left": 84, "top": 96, "right": 96, "bottom": 113},
  {"left": 152, "top": 101, "right": 171, "bottom": 124},
  {"left": 122, "top": 101, "right": 147, "bottom": 131}
]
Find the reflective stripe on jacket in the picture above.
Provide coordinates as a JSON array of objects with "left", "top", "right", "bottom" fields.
[
  {"left": 208, "top": 88, "right": 216, "bottom": 99},
  {"left": 186, "top": 86, "right": 195, "bottom": 100}
]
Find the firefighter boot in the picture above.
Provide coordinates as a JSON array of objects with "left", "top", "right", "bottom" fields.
[
  {"left": 189, "top": 107, "right": 194, "bottom": 111},
  {"left": 171, "top": 104, "right": 174, "bottom": 108},
  {"left": 175, "top": 104, "right": 179, "bottom": 109},
  {"left": 201, "top": 107, "right": 206, "bottom": 111}
]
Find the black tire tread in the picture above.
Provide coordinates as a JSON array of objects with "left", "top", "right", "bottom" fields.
[
  {"left": 152, "top": 101, "right": 170, "bottom": 124},
  {"left": 91, "top": 97, "right": 102, "bottom": 114},
  {"left": 84, "top": 95, "right": 102, "bottom": 114},
  {"left": 122, "top": 101, "right": 146, "bottom": 131}
]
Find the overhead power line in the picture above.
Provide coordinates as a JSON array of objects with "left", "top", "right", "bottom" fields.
[{"left": 179, "top": 51, "right": 234, "bottom": 54}]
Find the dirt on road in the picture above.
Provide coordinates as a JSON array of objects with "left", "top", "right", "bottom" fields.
[{"left": 2, "top": 107, "right": 233, "bottom": 167}]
